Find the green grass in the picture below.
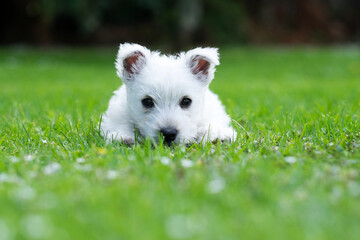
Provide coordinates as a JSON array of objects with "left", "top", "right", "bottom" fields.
[{"left": 1, "top": 46, "right": 360, "bottom": 240}]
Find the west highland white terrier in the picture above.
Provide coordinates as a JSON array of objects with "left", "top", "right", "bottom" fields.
[{"left": 101, "top": 43, "right": 236, "bottom": 145}]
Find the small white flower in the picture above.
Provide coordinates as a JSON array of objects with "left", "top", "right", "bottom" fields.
[
  {"left": 43, "top": 163, "right": 61, "bottom": 175},
  {"left": 107, "top": 170, "right": 118, "bottom": 180},
  {"left": 0, "top": 173, "right": 22, "bottom": 184},
  {"left": 284, "top": 156, "right": 297, "bottom": 164},
  {"left": 207, "top": 177, "right": 225, "bottom": 194},
  {"left": 348, "top": 181, "right": 360, "bottom": 197},
  {"left": 21, "top": 214, "right": 52, "bottom": 239},
  {"left": 24, "top": 155, "right": 34, "bottom": 162},
  {"left": 160, "top": 157, "right": 170, "bottom": 165},
  {"left": 0, "top": 173, "right": 9, "bottom": 183},
  {"left": 76, "top": 157, "right": 85, "bottom": 163},
  {"left": 41, "top": 139, "right": 47, "bottom": 144},
  {"left": 0, "top": 219, "right": 12, "bottom": 240},
  {"left": 181, "top": 159, "right": 194, "bottom": 168},
  {"left": 329, "top": 142, "right": 334, "bottom": 146},
  {"left": 74, "top": 164, "right": 92, "bottom": 172},
  {"left": 14, "top": 186, "right": 36, "bottom": 201},
  {"left": 165, "top": 214, "right": 193, "bottom": 239},
  {"left": 10, "top": 156, "right": 19, "bottom": 163}
]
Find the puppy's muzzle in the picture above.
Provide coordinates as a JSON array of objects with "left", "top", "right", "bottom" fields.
[{"left": 160, "top": 127, "right": 178, "bottom": 144}]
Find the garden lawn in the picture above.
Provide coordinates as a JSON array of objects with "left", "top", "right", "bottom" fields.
[{"left": 0, "top": 46, "right": 360, "bottom": 240}]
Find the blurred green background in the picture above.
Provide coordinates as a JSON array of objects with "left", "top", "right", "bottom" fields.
[{"left": 1, "top": 0, "right": 360, "bottom": 48}]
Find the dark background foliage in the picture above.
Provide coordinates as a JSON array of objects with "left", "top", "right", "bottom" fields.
[{"left": 1, "top": 0, "right": 359, "bottom": 48}]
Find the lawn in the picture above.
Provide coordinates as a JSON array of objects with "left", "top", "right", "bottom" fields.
[{"left": 0, "top": 46, "right": 360, "bottom": 240}]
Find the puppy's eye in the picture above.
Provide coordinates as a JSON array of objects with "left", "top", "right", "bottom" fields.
[
  {"left": 142, "top": 97, "right": 155, "bottom": 108},
  {"left": 180, "top": 97, "right": 192, "bottom": 108}
]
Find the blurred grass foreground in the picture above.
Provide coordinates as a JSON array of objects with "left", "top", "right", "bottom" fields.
[{"left": 0, "top": 46, "right": 360, "bottom": 239}]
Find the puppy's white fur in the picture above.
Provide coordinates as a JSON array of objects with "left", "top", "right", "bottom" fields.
[{"left": 101, "top": 43, "right": 236, "bottom": 144}]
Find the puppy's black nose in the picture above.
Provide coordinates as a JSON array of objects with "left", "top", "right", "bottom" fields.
[{"left": 160, "top": 128, "right": 178, "bottom": 143}]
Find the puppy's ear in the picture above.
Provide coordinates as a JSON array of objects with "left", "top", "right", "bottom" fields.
[
  {"left": 185, "top": 47, "right": 219, "bottom": 84},
  {"left": 115, "top": 43, "right": 150, "bottom": 82}
]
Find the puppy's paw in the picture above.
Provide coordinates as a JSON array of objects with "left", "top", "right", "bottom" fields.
[
  {"left": 220, "top": 127, "right": 237, "bottom": 142},
  {"left": 104, "top": 132, "right": 136, "bottom": 145},
  {"left": 121, "top": 137, "right": 136, "bottom": 145},
  {"left": 198, "top": 126, "right": 237, "bottom": 143}
]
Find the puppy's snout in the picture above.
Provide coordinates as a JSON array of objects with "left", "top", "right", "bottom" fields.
[{"left": 160, "top": 128, "right": 178, "bottom": 143}]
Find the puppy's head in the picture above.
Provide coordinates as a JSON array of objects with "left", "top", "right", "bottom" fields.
[{"left": 115, "top": 43, "right": 219, "bottom": 144}]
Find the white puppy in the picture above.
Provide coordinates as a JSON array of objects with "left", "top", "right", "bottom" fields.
[{"left": 101, "top": 43, "right": 236, "bottom": 145}]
